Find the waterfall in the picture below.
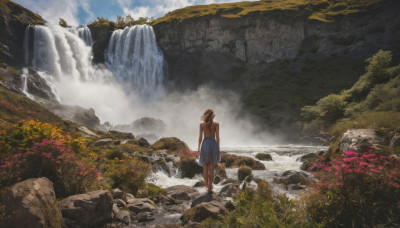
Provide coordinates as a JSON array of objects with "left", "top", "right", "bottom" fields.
[
  {"left": 21, "top": 68, "right": 34, "bottom": 99},
  {"left": 105, "top": 25, "right": 165, "bottom": 100},
  {"left": 68, "top": 27, "right": 93, "bottom": 46}
]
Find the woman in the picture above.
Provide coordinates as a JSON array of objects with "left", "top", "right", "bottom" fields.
[{"left": 198, "top": 108, "right": 220, "bottom": 193}]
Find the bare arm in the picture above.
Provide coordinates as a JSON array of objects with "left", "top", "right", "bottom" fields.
[
  {"left": 198, "top": 124, "right": 203, "bottom": 152},
  {"left": 216, "top": 123, "right": 220, "bottom": 150}
]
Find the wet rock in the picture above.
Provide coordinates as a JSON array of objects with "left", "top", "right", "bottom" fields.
[
  {"left": 191, "top": 193, "right": 221, "bottom": 208},
  {"left": 339, "top": 129, "right": 382, "bottom": 153},
  {"left": 125, "top": 193, "right": 135, "bottom": 204},
  {"left": 181, "top": 201, "right": 228, "bottom": 223},
  {"left": 127, "top": 198, "right": 156, "bottom": 214},
  {"left": 221, "top": 154, "right": 265, "bottom": 170},
  {"left": 390, "top": 135, "right": 400, "bottom": 148},
  {"left": 165, "top": 185, "right": 201, "bottom": 204},
  {"left": 219, "top": 183, "right": 240, "bottom": 197},
  {"left": 112, "top": 188, "right": 123, "bottom": 199},
  {"left": 253, "top": 160, "right": 266, "bottom": 170},
  {"left": 138, "top": 137, "right": 150, "bottom": 147},
  {"left": 297, "top": 153, "right": 318, "bottom": 162},
  {"left": 60, "top": 190, "right": 113, "bottom": 228},
  {"left": 114, "top": 199, "right": 126, "bottom": 208},
  {"left": 77, "top": 126, "right": 98, "bottom": 137},
  {"left": 277, "top": 170, "right": 310, "bottom": 186},
  {"left": 179, "top": 156, "right": 203, "bottom": 178},
  {"left": 134, "top": 211, "right": 155, "bottom": 222},
  {"left": 255, "top": 153, "right": 272, "bottom": 161},
  {"left": 300, "top": 160, "right": 313, "bottom": 171},
  {"left": 193, "top": 180, "right": 206, "bottom": 187},
  {"left": 153, "top": 157, "right": 170, "bottom": 175},
  {"left": 112, "top": 204, "right": 131, "bottom": 225},
  {"left": 1, "top": 177, "right": 63, "bottom": 228},
  {"left": 94, "top": 138, "right": 113, "bottom": 147},
  {"left": 238, "top": 165, "right": 252, "bottom": 182}
]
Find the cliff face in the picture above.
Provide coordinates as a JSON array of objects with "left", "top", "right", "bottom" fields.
[
  {"left": 0, "top": 0, "right": 45, "bottom": 67},
  {"left": 152, "top": 0, "right": 400, "bottom": 89}
]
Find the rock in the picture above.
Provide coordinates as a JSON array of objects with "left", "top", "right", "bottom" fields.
[
  {"left": 181, "top": 201, "right": 228, "bottom": 223},
  {"left": 124, "top": 193, "right": 135, "bottom": 204},
  {"left": 94, "top": 138, "right": 114, "bottom": 147},
  {"left": 179, "top": 156, "right": 203, "bottom": 178},
  {"left": 60, "top": 190, "right": 113, "bottom": 228},
  {"left": 277, "top": 170, "right": 310, "bottom": 186},
  {"left": 112, "top": 204, "right": 130, "bottom": 225},
  {"left": 339, "top": 129, "right": 382, "bottom": 153},
  {"left": 153, "top": 157, "right": 170, "bottom": 175},
  {"left": 238, "top": 165, "right": 252, "bottom": 182},
  {"left": 152, "top": 137, "right": 189, "bottom": 151},
  {"left": 114, "top": 199, "right": 126, "bottom": 208},
  {"left": 297, "top": 153, "right": 318, "bottom": 162},
  {"left": 255, "top": 153, "right": 273, "bottom": 161},
  {"left": 191, "top": 193, "right": 221, "bottom": 208},
  {"left": 112, "top": 188, "right": 123, "bottom": 199},
  {"left": 127, "top": 198, "right": 156, "bottom": 213},
  {"left": 221, "top": 154, "right": 265, "bottom": 170},
  {"left": 300, "top": 160, "right": 313, "bottom": 171},
  {"left": 1, "top": 177, "right": 63, "bottom": 228},
  {"left": 138, "top": 137, "right": 150, "bottom": 147},
  {"left": 253, "top": 160, "right": 266, "bottom": 170},
  {"left": 193, "top": 180, "right": 206, "bottom": 187},
  {"left": 390, "top": 135, "right": 400, "bottom": 148},
  {"left": 88, "top": 23, "right": 114, "bottom": 64},
  {"left": 113, "top": 117, "right": 166, "bottom": 138},
  {"left": 224, "top": 201, "right": 236, "bottom": 211},
  {"left": 165, "top": 185, "right": 201, "bottom": 203},
  {"left": 77, "top": 126, "right": 98, "bottom": 137},
  {"left": 219, "top": 183, "right": 240, "bottom": 197},
  {"left": 134, "top": 211, "right": 155, "bottom": 222}
]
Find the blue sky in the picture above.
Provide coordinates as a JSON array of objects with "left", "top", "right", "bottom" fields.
[{"left": 13, "top": 0, "right": 255, "bottom": 26}]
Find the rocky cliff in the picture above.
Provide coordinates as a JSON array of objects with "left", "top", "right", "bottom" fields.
[
  {"left": 152, "top": 0, "right": 400, "bottom": 88},
  {"left": 0, "top": 0, "right": 45, "bottom": 67}
]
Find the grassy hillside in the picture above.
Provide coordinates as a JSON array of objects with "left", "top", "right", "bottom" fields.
[
  {"left": 0, "top": 0, "right": 45, "bottom": 25},
  {"left": 152, "top": 0, "right": 382, "bottom": 25}
]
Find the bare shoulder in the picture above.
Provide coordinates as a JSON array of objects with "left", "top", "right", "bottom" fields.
[{"left": 214, "top": 122, "right": 219, "bottom": 127}]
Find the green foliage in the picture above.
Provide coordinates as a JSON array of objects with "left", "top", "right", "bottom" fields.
[
  {"left": 115, "top": 15, "right": 151, "bottom": 28},
  {"left": 151, "top": 137, "right": 189, "bottom": 152},
  {"left": 105, "top": 158, "right": 150, "bottom": 194},
  {"left": 89, "top": 17, "right": 114, "bottom": 27},
  {"left": 365, "top": 49, "right": 392, "bottom": 84},
  {"left": 136, "top": 183, "right": 165, "bottom": 200},
  {"left": 316, "top": 94, "right": 346, "bottom": 122}
]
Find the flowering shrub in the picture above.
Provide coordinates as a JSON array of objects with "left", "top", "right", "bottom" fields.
[
  {"left": 0, "top": 139, "right": 100, "bottom": 197},
  {"left": 176, "top": 149, "right": 198, "bottom": 157},
  {"left": 305, "top": 150, "right": 400, "bottom": 226},
  {"left": 105, "top": 158, "right": 150, "bottom": 194}
]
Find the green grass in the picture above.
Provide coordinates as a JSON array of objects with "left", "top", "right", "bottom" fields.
[{"left": 152, "top": 0, "right": 382, "bottom": 25}]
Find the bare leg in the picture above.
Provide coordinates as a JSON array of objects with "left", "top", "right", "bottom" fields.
[
  {"left": 203, "top": 162, "right": 209, "bottom": 191},
  {"left": 208, "top": 163, "right": 214, "bottom": 192}
]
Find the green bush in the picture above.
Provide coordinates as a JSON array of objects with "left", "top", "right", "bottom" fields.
[
  {"left": 316, "top": 94, "right": 346, "bottom": 122},
  {"left": 105, "top": 158, "right": 150, "bottom": 194}
]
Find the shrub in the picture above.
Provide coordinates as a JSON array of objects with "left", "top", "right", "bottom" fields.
[
  {"left": 105, "top": 158, "right": 150, "bottom": 194},
  {"left": 305, "top": 150, "right": 400, "bottom": 226},
  {"left": 316, "top": 94, "right": 346, "bottom": 122},
  {"left": 365, "top": 49, "right": 392, "bottom": 84},
  {"left": 0, "top": 139, "right": 100, "bottom": 197}
]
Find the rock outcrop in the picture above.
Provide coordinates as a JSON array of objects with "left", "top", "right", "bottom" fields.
[
  {"left": 339, "top": 129, "right": 382, "bottom": 153},
  {"left": 60, "top": 190, "right": 113, "bottom": 228},
  {"left": 1, "top": 177, "right": 63, "bottom": 228}
]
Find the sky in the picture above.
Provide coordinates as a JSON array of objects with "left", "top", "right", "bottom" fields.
[{"left": 13, "top": 0, "right": 255, "bottom": 26}]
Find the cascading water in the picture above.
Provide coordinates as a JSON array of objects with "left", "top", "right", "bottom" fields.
[
  {"left": 68, "top": 26, "right": 93, "bottom": 46},
  {"left": 105, "top": 25, "right": 165, "bottom": 100}
]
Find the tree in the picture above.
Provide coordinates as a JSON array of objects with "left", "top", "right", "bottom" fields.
[{"left": 366, "top": 49, "right": 392, "bottom": 83}]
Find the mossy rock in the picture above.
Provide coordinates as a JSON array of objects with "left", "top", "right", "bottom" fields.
[
  {"left": 255, "top": 153, "right": 273, "bottom": 161},
  {"left": 153, "top": 158, "right": 170, "bottom": 176},
  {"left": 136, "top": 183, "right": 165, "bottom": 200},
  {"left": 106, "top": 150, "right": 124, "bottom": 160},
  {"left": 152, "top": 137, "right": 189, "bottom": 152},
  {"left": 214, "top": 163, "right": 227, "bottom": 184},
  {"left": 238, "top": 165, "right": 253, "bottom": 182},
  {"left": 220, "top": 154, "right": 237, "bottom": 167},
  {"left": 179, "top": 155, "right": 203, "bottom": 178}
]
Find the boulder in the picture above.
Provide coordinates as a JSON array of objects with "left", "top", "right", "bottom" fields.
[
  {"left": 134, "top": 211, "right": 155, "bottom": 222},
  {"left": 214, "top": 163, "right": 227, "bottom": 184},
  {"left": 112, "top": 188, "right": 123, "bottom": 199},
  {"left": 94, "top": 138, "right": 113, "bottom": 147},
  {"left": 339, "top": 129, "right": 382, "bottom": 153},
  {"left": 255, "top": 153, "right": 273, "bottom": 161},
  {"left": 179, "top": 156, "right": 203, "bottom": 178},
  {"left": 221, "top": 154, "right": 265, "bottom": 170},
  {"left": 153, "top": 157, "right": 170, "bottom": 175},
  {"left": 296, "top": 153, "right": 318, "bottom": 162},
  {"left": 238, "top": 165, "right": 252, "bottom": 182},
  {"left": 138, "top": 137, "right": 150, "bottom": 147},
  {"left": 191, "top": 193, "right": 221, "bottom": 208},
  {"left": 277, "top": 170, "right": 310, "bottom": 186},
  {"left": 300, "top": 160, "right": 313, "bottom": 171},
  {"left": 193, "top": 180, "right": 206, "bottom": 187},
  {"left": 152, "top": 137, "right": 189, "bottom": 151},
  {"left": 127, "top": 198, "right": 156, "bottom": 214},
  {"left": 124, "top": 193, "right": 135, "bottom": 204},
  {"left": 60, "top": 190, "right": 113, "bottom": 228},
  {"left": 181, "top": 201, "right": 228, "bottom": 223},
  {"left": 1, "top": 177, "right": 63, "bottom": 228},
  {"left": 165, "top": 185, "right": 201, "bottom": 203},
  {"left": 219, "top": 183, "right": 240, "bottom": 197},
  {"left": 77, "top": 126, "right": 98, "bottom": 137},
  {"left": 390, "top": 135, "right": 400, "bottom": 148},
  {"left": 112, "top": 204, "right": 130, "bottom": 225},
  {"left": 114, "top": 199, "right": 126, "bottom": 208}
]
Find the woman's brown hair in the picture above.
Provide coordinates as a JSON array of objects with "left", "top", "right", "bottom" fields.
[{"left": 201, "top": 108, "right": 215, "bottom": 129}]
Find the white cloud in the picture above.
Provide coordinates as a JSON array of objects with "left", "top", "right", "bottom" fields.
[
  {"left": 13, "top": 0, "right": 95, "bottom": 26},
  {"left": 116, "top": 0, "right": 256, "bottom": 20}
]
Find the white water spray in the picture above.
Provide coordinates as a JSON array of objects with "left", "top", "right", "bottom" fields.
[
  {"left": 105, "top": 25, "right": 165, "bottom": 100},
  {"left": 68, "top": 27, "right": 93, "bottom": 46}
]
